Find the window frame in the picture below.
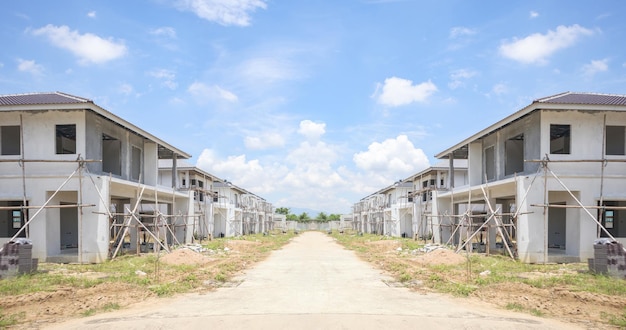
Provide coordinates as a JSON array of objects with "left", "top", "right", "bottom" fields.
[
  {"left": 55, "top": 124, "right": 77, "bottom": 155},
  {"left": 549, "top": 124, "right": 571, "bottom": 155},
  {"left": 1, "top": 125, "right": 21, "bottom": 156}
]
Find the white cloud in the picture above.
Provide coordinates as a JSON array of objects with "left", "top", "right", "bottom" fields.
[
  {"left": 31, "top": 24, "right": 127, "bottom": 65},
  {"left": 87, "top": 11, "right": 96, "bottom": 18},
  {"left": 150, "top": 27, "right": 177, "bottom": 39},
  {"left": 148, "top": 69, "right": 178, "bottom": 90},
  {"left": 582, "top": 59, "right": 609, "bottom": 76},
  {"left": 118, "top": 83, "right": 133, "bottom": 95},
  {"left": 450, "top": 26, "right": 476, "bottom": 39},
  {"left": 188, "top": 81, "right": 238, "bottom": 103},
  {"left": 244, "top": 132, "right": 285, "bottom": 150},
  {"left": 238, "top": 57, "right": 301, "bottom": 84},
  {"left": 353, "top": 135, "right": 430, "bottom": 178},
  {"left": 529, "top": 11, "right": 539, "bottom": 19},
  {"left": 492, "top": 83, "right": 508, "bottom": 95},
  {"left": 297, "top": 120, "right": 326, "bottom": 140},
  {"left": 499, "top": 24, "right": 594, "bottom": 64},
  {"left": 17, "top": 58, "right": 43, "bottom": 76},
  {"left": 448, "top": 69, "right": 477, "bottom": 89},
  {"left": 196, "top": 149, "right": 287, "bottom": 194},
  {"left": 175, "top": 0, "right": 267, "bottom": 26},
  {"left": 375, "top": 77, "right": 437, "bottom": 107}
]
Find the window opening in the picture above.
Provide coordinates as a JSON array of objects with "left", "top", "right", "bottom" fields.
[
  {"left": 550, "top": 124, "right": 570, "bottom": 154},
  {"left": 505, "top": 134, "right": 524, "bottom": 175},
  {"left": 484, "top": 146, "right": 495, "bottom": 181},
  {"left": 56, "top": 124, "right": 76, "bottom": 154},
  {"left": 606, "top": 126, "right": 625, "bottom": 155},
  {"left": 1, "top": 126, "right": 20, "bottom": 155}
]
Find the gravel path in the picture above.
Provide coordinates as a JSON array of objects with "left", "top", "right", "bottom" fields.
[{"left": 49, "top": 231, "right": 577, "bottom": 329}]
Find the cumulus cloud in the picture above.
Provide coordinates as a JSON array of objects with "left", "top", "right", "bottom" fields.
[
  {"left": 582, "top": 59, "right": 609, "bottom": 76},
  {"left": 150, "top": 27, "right": 177, "bottom": 38},
  {"left": 87, "top": 11, "right": 96, "bottom": 18},
  {"left": 353, "top": 135, "right": 430, "bottom": 177},
  {"left": 31, "top": 24, "right": 127, "bottom": 65},
  {"left": 375, "top": 77, "right": 437, "bottom": 107},
  {"left": 529, "top": 11, "right": 539, "bottom": 19},
  {"left": 175, "top": 0, "right": 267, "bottom": 26},
  {"left": 297, "top": 120, "right": 326, "bottom": 140},
  {"left": 244, "top": 132, "right": 285, "bottom": 150},
  {"left": 499, "top": 24, "right": 593, "bottom": 64},
  {"left": 448, "top": 69, "right": 477, "bottom": 89},
  {"left": 17, "top": 58, "right": 43, "bottom": 76},
  {"left": 449, "top": 26, "right": 476, "bottom": 39},
  {"left": 188, "top": 81, "right": 238, "bottom": 103}
]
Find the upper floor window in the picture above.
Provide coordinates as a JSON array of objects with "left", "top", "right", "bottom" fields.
[
  {"left": 606, "top": 126, "right": 625, "bottom": 156},
  {"left": 1, "top": 125, "right": 20, "bottom": 155},
  {"left": 550, "top": 124, "right": 570, "bottom": 154},
  {"left": 484, "top": 146, "right": 495, "bottom": 181},
  {"left": 56, "top": 124, "right": 76, "bottom": 154}
]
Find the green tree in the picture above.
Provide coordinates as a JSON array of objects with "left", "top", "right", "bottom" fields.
[
  {"left": 316, "top": 212, "right": 328, "bottom": 221},
  {"left": 286, "top": 214, "right": 298, "bottom": 221},
  {"left": 298, "top": 212, "right": 310, "bottom": 222},
  {"left": 275, "top": 207, "right": 290, "bottom": 215},
  {"left": 328, "top": 214, "right": 341, "bottom": 221}
]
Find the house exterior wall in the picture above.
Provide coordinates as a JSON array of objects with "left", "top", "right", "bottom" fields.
[
  {"left": 436, "top": 108, "right": 626, "bottom": 263},
  {"left": 0, "top": 107, "right": 192, "bottom": 263}
]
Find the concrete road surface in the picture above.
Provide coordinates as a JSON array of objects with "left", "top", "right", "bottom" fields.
[{"left": 49, "top": 231, "right": 577, "bottom": 330}]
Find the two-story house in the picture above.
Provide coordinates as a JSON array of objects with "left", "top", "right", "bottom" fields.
[
  {"left": 403, "top": 160, "right": 468, "bottom": 240},
  {"left": 0, "top": 92, "right": 192, "bottom": 263},
  {"left": 158, "top": 159, "right": 219, "bottom": 240},
  {"left": 353, "top": 180, "right": 413, "bottom": 237},
  {"left": 212, "top": 181, "right": 273, "bottom": 238},
  {"left": 433, "top": 92, "right": 626, "bottom": 263}
]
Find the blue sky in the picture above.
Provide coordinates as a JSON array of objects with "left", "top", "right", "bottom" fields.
[{"left": 1, "top": 1, "right": 625, "bottom": 214}]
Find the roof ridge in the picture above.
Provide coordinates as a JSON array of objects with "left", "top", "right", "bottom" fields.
[
  {"left": 54, "top": 91, "right": 92, "bottom": 103},
  {"left": 535, "top": 91, "right": 571, "bottom": 103}
]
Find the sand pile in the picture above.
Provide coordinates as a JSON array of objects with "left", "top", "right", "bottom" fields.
[
  {"left": 416, "top": 248, "right": 466, "bottom": 266},
  {"left": 160, "top": 248, "right": 211, "bottom": 266}
]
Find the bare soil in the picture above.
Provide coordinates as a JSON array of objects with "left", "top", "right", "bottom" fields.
[
  {"left": 357, "top": 239, "right": 626, "bottom": 329},
  {"left": 1, "top": 235, "right": 625, "bottom": 329}
]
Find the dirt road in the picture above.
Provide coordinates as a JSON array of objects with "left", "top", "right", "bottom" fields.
[{"left": 49, "top": 232, "right": 577, "bottom": 329}]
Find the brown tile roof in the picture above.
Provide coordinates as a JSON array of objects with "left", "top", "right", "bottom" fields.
[
  {"left": 0, "top": 92, "right": 91, "bottom": 106},
  {"left": 536, "top": 92, "right": 626, "bottom": 106}
]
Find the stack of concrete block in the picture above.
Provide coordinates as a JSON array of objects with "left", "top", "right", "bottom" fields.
[
  {"left": 589, "top": 243, "right": 609, "bottom": 274},
  {"left": 0, "top": 242, "right": 20, "bottom": 279},
  {"left": 607, "top": 241, "right": 626, "bottom": 279},
  {"left": 0, "top": 240, "right": 38, "bottom": 279}
]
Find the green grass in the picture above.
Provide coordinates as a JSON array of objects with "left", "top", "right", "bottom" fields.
[
  {"left": 0, "top": 310, "right": 24, "bottom": 327},
  {"left": 603, "top": 310, "right": 626, "bottom": 327},
  {"left": 331, "top": 232, "right": 626, "bottom": 302},
  {"left": 505, "top": 302, "right": 525, "bottom": 312}
]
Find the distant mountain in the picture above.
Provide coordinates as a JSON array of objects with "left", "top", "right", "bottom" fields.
[{"left": 286, "top": 207, "right": 322, "bottom": 218}]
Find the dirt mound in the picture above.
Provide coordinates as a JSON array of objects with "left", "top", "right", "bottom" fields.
[
  {"left": 416, "top": 248, "right": 466, "bottom": 265},
  {"left": 160, "top": 248, "right": 211, "bottom": 265},
  {"left": 365, "top": 240, "right": 401, "bottom": 252},
  {"left": 225, "top": 240, "right": 261, "bottom": 252}
]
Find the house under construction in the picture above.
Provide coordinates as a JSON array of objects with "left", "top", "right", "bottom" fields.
[
  {"left": 0, "top": 92, "right": 272, "bottom": 264},
  {"left": 353, "top": 92, "right": 626, "bottom": 264}
]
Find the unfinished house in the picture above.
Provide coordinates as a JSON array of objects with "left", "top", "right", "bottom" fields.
[
  {"left": 433, "top": 92, "right": 626, "bottom": 263},
  {"left": 212, "top": 181, "right": 273, "bottom": 238},
  {"left": 403, "top": 160, "right": 468, "bottom": 240},
  {"left": 158, "top": 159, "right": 219, "bottom": 240},
  {"left": 353, "top": 180, "right": 413, "bottom": 237},
  {"left": 351, "top": 160, "right": 468, "bottom": 239},
  {"left": 0, "top": 92, "right": 193, "bottom": 263}
]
